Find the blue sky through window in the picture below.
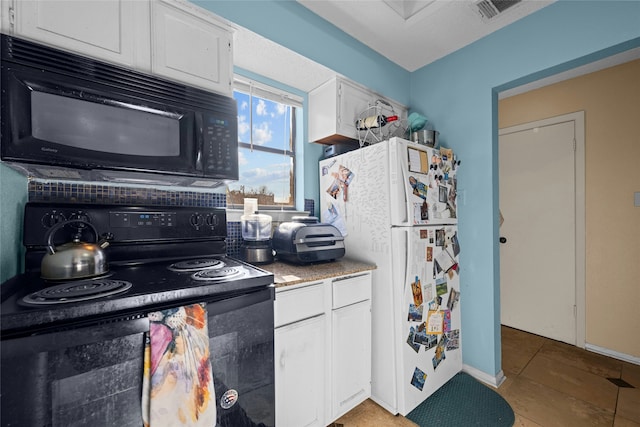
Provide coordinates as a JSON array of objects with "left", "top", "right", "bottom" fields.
[{"left": 230, "top": 91, "right": 294, "bottom": 205}]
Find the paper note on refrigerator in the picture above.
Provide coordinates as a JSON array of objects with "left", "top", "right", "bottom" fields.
[
  {"left": 408, "top": 148, "right": 429, "bottom": 173},
  {"left": 435, "top": 248, "right": 455, "bottom": 272}
]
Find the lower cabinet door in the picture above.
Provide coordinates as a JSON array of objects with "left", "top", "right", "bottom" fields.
[
  {"left": 275, "top": 315, "right": 326, "bottom": 427},
  {"left": 332, "top": 300, "right": 372, "bottom": 420}
]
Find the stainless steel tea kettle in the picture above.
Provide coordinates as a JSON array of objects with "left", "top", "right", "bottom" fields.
[{"left": 41, "top": 220, "right": 111, "bottom": 281}]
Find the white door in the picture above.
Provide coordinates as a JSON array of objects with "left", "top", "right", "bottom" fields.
[
  {"left": 499, "top": 113, "right": 584, "bottom": 345},
  {"left": 331, "top": 300, "right": 372, "bottom": 421},
  {"left": 275, "top": 315, "right": 326, "bottom": 427}
]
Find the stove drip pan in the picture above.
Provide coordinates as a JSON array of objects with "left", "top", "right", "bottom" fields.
[
  {"left": 22, "top": 279, "right": 133, "bottom": 305},
  {"left": 168, "top": 258, "right": 225, "bottom": 272},
  {"left": 191, "top": 266, "right": 245, "bottom": 282}
]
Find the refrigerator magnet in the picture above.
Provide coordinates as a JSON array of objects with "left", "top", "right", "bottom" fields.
[
  {"left": 447, "top": 288, "right": 460, "bottom": 311},
  {"left": 410, "top": 367, "right": 427, "bottom": 391},
  {"left": 424, "top": 333, "right": 438, "bottom": 350},
  {"left": 410, "top": 176, "right": 428, "bottom": 199},
  {"left": 411, "top": 276, "right": 423, "bottom": 306},
  {"left": 423, "top": 283, "right": 434, "bottom": 303},
  {"left": 426, "top": 310, "right": 444, "bottom": 335},
  {"left": 428, "top": 296, "right": 442, "bottom": 310},
  {"left": 432, "top": 345, "right": 446, "bottom": 370},
  {"left": 408, "top": 304, "right": 423, "bottom": 322},
  {"left": 406, "top": 327, "right": 421, "bottom": 353},
  {"left": 442, "top": 310, "right": 452, "bottom": 332},
  {"left": 438, "top": 185, "right": 448, "bottom": 203},
  {"left": 445, "top": 330, "right": 460, "bottom": 350},
  {"left": 426, "top": 246, "right": 433, "bottom": 262},
  {"left": 435, "top": 279, "right": 448, "bottom": 296},
  {"left": 413, "top": 323, "right": 430, "bottom": 345}
]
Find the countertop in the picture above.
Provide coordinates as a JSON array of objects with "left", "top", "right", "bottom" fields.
[{"left": 259, "top": 258, "right": 376, "bottom": 288}]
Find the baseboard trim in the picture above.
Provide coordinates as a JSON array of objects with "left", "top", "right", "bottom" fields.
[
  {"left": 462, "top": 364, "right": 506, "bottom": 388},
  {"left": 585, "top": 343, "right": 640, "bottom": 365},
  {"left": 369, "top": 395, "right": 398, "bottom": 416}
]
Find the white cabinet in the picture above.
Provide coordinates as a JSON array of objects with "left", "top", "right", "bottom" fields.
[
  {"left": 151, "top": 0, "right": 232, "bottom": 94},
  {"left": 274, "top": 281, "right": 327, "bottom": 427},
  {"left": 274, "top": 271, "right": 372, "bottom": 426},
  {"left": 7, "top": 0, "right": 149, "bottom": 70},
  {"left": 330, "top": 274, "right": 372, "bottom": 421},
  {"left": 3, "top": 0, "right": 232, "bottom": 95},
  {"left": 308, "top": 76, "right": 408, "bottom": 145},
  {"left": 275, "top": 315, "right": 326, "bottom": 427}
]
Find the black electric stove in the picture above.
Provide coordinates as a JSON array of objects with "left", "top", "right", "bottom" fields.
[
  {"left": 1, "top": 202, "right": 275, "bottom": 427},
  {"left": 1, "top": 202, "right": 273, "bottom": 333}
]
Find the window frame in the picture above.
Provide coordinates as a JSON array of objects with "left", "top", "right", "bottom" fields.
[{"left": 229, "top": 77, "right": 303, "bottom": 211}]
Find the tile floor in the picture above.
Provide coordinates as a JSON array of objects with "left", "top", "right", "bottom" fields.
[{"left": 332, "top": 325, "right": 640, "bottom": 426}]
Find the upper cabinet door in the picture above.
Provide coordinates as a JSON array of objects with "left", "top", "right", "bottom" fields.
[
  {"left": 151, "top": 0, "right": 233, "bottom": 95},
  {"left": 13, "top": 0, "right": 149, "bottom": 69},
  {"left": 308, "top": 76, "right": 408, "bottom": 145}
]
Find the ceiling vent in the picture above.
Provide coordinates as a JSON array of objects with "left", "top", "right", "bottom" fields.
[{"left": 474, "top": 0, "right": 522, "bottom": 21}]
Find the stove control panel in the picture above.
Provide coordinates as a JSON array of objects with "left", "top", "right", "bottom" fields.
[
  {"left": 24, "top": 203, "right": 228, "bottom": 246},
  {"left": 110, "top": 212, "right": 177, "bottom": 228}
]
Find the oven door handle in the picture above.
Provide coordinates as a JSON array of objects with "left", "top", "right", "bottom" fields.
[{"left": 1, "top": 317, "right": 150, "bottom": 358}]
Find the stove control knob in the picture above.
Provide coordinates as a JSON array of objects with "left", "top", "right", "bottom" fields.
[
  {"left": 41, "top": 211, "right": 66, "bottom": 228},
  {"left": 205, "top": 214, "right": 219, "bottom": 228},
  {"left": 69, "top": 211, "right": 91, "bottom": 227},
  {"left": 190, "top": 213, "right": 204, "bottom": 228}
]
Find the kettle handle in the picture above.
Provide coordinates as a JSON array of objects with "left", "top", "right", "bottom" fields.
[{"left": 45, "top": 220, "right": 100, "bottom": 255}]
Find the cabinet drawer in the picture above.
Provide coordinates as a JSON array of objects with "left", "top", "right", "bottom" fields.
[
  {"left": 332, "top": 274, "right": 371, "bottom": 309},
  {"left": 275, "top": 282, "right": 325, "bottom": 328}
]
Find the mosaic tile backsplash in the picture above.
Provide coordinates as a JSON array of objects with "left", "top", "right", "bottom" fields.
[
  {"left": 27, "top": 181, "right": 315, "bottom": 258},
  {"left": 28, "top": 182, "right": 227, "bottom": 207}
]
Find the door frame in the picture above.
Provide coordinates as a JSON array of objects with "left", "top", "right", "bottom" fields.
[{"left": 498, "top": 111, "right": 585, "bottom": 348}]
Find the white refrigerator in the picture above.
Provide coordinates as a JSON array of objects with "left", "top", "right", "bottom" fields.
[{"left": 319, "top": 137, "right": 462, "bottom": 416}]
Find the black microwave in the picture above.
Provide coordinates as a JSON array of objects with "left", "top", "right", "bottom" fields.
[{"left": 1, "top": 35, "right": 238, "bottom": 187}]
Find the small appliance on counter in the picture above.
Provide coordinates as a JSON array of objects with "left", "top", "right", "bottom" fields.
[
  {"left": 240, "top": 198, "right": 274, "bottom": 264},
  {"left": 272, "top": 216, "right": 345, "bottom": 264}
]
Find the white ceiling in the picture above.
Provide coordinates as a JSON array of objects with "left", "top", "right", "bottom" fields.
[
  {"left": 232, "top": 0, "right": 639, "bottom": 97},
  {"left": 296, "top": 0, "right": 555, "bottom": 72}
]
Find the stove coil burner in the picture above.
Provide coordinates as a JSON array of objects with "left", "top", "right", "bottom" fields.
[
  {"left": 168, "top": 259, "right": 225, "bottom": 272},
  {"left": 191, "top": 266, "right": 245, "bottom": 282},
  {"left": 22, "top": 279, "right": 133, "bottom": 305}
]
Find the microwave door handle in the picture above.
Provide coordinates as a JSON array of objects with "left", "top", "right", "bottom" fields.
[{"left": 195, "top": 112, "right": 203, "bottom": 171}]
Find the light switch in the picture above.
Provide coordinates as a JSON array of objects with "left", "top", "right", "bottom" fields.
[{"left": 635, "top": 192, "right": 640, "bottom": 207}]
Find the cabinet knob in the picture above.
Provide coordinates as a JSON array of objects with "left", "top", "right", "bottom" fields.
[{"left": 499, "top": 237, "right": 507, "bottom": 244}]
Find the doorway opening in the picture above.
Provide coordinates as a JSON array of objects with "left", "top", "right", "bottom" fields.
[{"left": 498, "top": 112, "right": 585, "bottom": 347}]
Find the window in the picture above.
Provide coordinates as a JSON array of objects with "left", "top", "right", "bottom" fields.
[{"left": 228, "top": 79, "right": 302, "bottom": 210}]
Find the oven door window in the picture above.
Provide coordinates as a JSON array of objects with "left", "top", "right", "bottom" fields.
[
  {"left": 2, "top": 66, "right": 198, "bottom": 175},
  {"left": 0, "top": 318, "right": 148, "bottom": 427}
]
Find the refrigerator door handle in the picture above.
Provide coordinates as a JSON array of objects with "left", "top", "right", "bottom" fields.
[{"left": 402, "top": 228, "right": 412, "bottom": 293}]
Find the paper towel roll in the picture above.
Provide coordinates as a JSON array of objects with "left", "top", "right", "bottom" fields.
[{"left": 243, "top": 198, "right": 258, "bottom": 215}]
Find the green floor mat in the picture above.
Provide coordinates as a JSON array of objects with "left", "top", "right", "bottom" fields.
[{"left": 406, "top": 372, "right": 514, "bottom": 427}]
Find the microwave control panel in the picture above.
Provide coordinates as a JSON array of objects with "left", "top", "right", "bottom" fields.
[{"left": 202, "top": 113, "right": 238, "bottom": 179}]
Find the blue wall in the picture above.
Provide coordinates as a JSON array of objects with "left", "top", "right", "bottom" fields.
[
  {"left": 0, "top": 0, "right": 637, "bottom": 379},
  {"left": 200, "top": 0, "right": 640, "bottom": 378},
  {"left": 0, "top": 165, "right": 27, "bottom": 282},
  {"left": 409, "top": 0, "right": 640, "bottom": 376}
]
